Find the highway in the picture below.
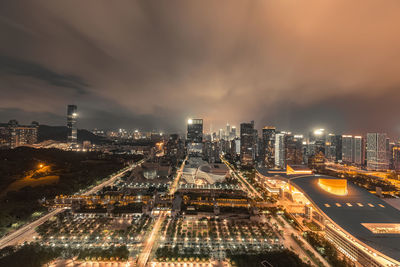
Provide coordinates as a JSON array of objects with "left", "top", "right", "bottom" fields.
[
  {"left": 0, "top": 159, "right": 144, "bottom": 249},
  {"left": 136, "top": 211, "right": 166, "bottom": 267},
  {"left": 168, "top": 156, "right": 188, "bottom": 195}
]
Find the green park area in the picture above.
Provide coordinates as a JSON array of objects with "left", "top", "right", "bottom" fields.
[{"left": 0, "top": 147, "right": 143, "bottom": 237}]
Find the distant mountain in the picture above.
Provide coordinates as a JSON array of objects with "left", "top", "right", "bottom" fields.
[{"left": 38, "top": 125, "right": 108, "bottom": 144}]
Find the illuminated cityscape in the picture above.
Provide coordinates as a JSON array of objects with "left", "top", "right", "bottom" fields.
[{"left": 1, "top": 1, "right": 400, "bottom": 267}]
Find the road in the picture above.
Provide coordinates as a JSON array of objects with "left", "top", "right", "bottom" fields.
[
  {"left": 136, "top": 211, "right": 166, "bottom": 267},
  {"left": 0, "top": 159, "right": 144, "bottom": 249},
  {"left": 168, "top": 156, "right": 188, "bottom": 195},
  {"left": 271, "top": 216, "right": 330, "bottom": 267},
  {"left": 220, "top": 156, "right": 263, "bottom": 199}
]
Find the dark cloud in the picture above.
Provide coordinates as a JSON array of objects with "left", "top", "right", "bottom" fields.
[
  {"left": 0, "top": 0, "right": 400, "bottom": 136},
  {"left": 0, "top": 56, "right": 88, "bottom": 94}
]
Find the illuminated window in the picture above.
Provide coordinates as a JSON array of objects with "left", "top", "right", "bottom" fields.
[
  {"left": 346, "top": 203, "right": 352, "bottom": 207},
  {"left": 378, "top": 204, "right": 385, "bottom": 208},
  {"left": 324, "top": 204, "right": 331, "bottom": 207},
  {"left": 368, "top": 203, "right": 375, "bottom": 207},
  {"left": 357, "top": 203, "right": 364, "bottom": 207},
  {"left": 335, "top": 203, "right": 342, "bottom": 207}
]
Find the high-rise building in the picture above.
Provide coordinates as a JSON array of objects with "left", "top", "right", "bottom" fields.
[
  {"left": 354, "top": 136, "right": 365, "bottom": 166},
  {"left": 309, "top": 129, "right": 326, "bottom": 155},
  {"left": 392, "top": 145, "right": 400, "bottom": 171},
  {"left": 261, "top": 126, "right": 275, "bottom": 167},
  {"left": 226, "top": 124, "right": 230, "bottom": 140},
  {"left": 367, "top": 133, "right": 389, "bottom": 170},
  {"left": 230, "top": 126, "right": 237, "bottom": 139},
  {"left": 67, "top": 105, "right": 78, "bottom": 144},
  {"left": 285, "top": 134, "right": 304, "bottom": 165},
  {"left": 240, "top": 121, "right": 255, "bottom": 166},
  {"left": 187, "top": 119, "right": 203, "bottom": 143},
  {"left": 187, "top": 118, "right": 203, "bottom": 153},
  {"left": 7, "top": 120, "right": 38, "bottom": 149},
  {"left": 275, "top": 132, "right": 285, "bottom": 168},
  {"left": 325, "top": 134, "right": 342, "bottom": 162},
  {"left": 342, "top": 135, "right": 354, "bottom": 164}
]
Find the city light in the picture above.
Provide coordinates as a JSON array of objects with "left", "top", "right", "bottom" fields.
[{"left": 314, "top": 128, "right": 325, "bottom": 135}]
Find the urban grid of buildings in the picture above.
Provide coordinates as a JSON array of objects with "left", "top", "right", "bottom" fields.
[{"left": 1, "top": 106, "right": 400, "bottom": 267}]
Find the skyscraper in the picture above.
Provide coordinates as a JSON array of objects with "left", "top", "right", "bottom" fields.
[
  {"left": 367, "top": 133, "right": 389, "bottom": 170},
  {"left": 231, "top": 126, "right": 237, "bottom": 139},
  {"left": 285, "top": 134, "right": 304, "bottom": 165},
  {"left": 67, "top": 105, "right": 78, "bottom": 144},
  {"left": 392, "top": 145, "right": 400, "bottom": 171},
  {"left": 262, "top": 126, "right": 275, "bottom": 167},
  {"left": 240, "top": 121, "right": 255, "bottom": 166},
  {"left": 354, "top": 136, "right": 365, "bottom": 166},
  {"left": 274, "top": 132, "right": 285, "bottom": 168},
  {"left": 342, "top": 135, "right": 354, "bottom": 164},
  {"left": 325, "top": 134, "right": 342, "bottom": 162},
  {"left": 187, "top": 119, "right": 203, "bottom": 143},
  {"left": 187, "top": 118, "right": 203, "bottom": 153}
]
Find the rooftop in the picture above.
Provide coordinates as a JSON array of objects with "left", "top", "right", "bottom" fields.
[{"left": 291, "top": 175, "right": 400, "bottom": 262}]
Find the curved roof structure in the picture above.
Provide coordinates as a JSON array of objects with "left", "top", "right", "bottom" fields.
[{"left": 290, "top": 175, "right": 400, "bottom": 263}]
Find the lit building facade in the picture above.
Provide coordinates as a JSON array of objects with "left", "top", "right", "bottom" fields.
[
  {"left": 367, "top": 133, "right": 389, "bottom": 170},
  {"left": 187, "top": 118, "right": 203, "bottom": 154},
  {"left": 240, "top": 121, "right": 256, "bottom": 166},
  {"left": 274, "top": 132, "right": 285, "bottom": 168},
  {"left": 353, "top": 136, "right": 365, "bottom": 166},
  {"left": 261, "top": 126, "right": 275, "bottom": 167},
  {"left": 67, "top": 105, "right": 78, "bottom": 144},
  {"left": 342, "top": 135, "right": 354, "bottom": 164},
  {"left": 326, "top": 134, "right": 342, "bottom": 162},
  {"left": 285, "top": 134, "right": 304, "bottom": 165}
]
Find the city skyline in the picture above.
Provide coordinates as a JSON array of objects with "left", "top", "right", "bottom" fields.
[{"left": 1, "top": 1, "right": 400, "bottom": 134}]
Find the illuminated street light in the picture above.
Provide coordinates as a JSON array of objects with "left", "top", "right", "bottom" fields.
[{"left": 187, "top": 118, "right": 193, "bottom": 124}]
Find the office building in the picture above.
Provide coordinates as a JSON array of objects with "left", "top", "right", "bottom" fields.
[
  {"left": 187, "top": 118, "right": 203, "bottom": 143},
  {"left": 285, "top": 134, "right": 304, "bottom": 165},
  {"left": 274, "top": 132, "right": 285, "bottom": 168},
  {"left": 240, "top": 121, "right": 256, "bottom": 166},
  {"left": 392, "top": 145, "right": 400, "bottom": 171},
  {"left": 367, "top": 133, "right": 389, "bottom": 170},
  {"left": 67, "top": 105, "right": 78, "bottom": 144},
  {"left": 309, "top": 128, "right": 326, "bottom": 155},
  {"left": 7, "top": 120, "right": 38, "bottom": 149},
  {"left": 326, "top": 134, "right": 342, "bottom": 162},
  {"left": 230, "top": 126, "right": 237, "bottom": 139},
  {"left": 187, "top": 118, "right": 203, "bottom": 154},
  {"left": 262, "top": 126, "right": 275, "bottom": 168},
  {"left": 354, "top": 136, "right": 365, "bottom": 166},
  {"left": 342, "top": 135, "right": 354, "bottom": 164}
]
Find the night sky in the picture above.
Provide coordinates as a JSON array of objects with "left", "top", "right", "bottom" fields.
[{"left": 1, "top": 1, "right": 400, "bottom": 136}]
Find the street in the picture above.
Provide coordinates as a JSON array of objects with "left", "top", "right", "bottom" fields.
[
  {"left": 136, "top": 211, "right": 167, "bottom": 267},
  {"left": 168, "top": 156, "right": 188, "bottom": 195}
]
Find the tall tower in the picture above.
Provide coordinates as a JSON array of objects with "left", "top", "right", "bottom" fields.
[
  {"left": 240, "top": 121, "right": 255, "bottom": 166},
  {"left": 262, "top": 126, "right": 276, "bottom": 167},
  {"left": 186, "top": 118, "right": 203, "bottom": 154},
  {"left": 275, "top": 133, "right": 285, "bottom": 168},
  {"left": 67, "top": 105, "right": 78, "bottom": 144},
  {"left": 367, "top": 133, "right": 388, "bottom": 170}
]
